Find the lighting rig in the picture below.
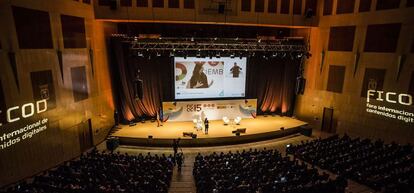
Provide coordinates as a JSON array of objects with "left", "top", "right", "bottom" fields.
[{"left": 112, "top": 34, "right": 310, "bottom": 59}]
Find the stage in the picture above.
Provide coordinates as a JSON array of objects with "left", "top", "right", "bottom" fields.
[{"left": 111, "top": 115, "right": 308, "bottom": 147}]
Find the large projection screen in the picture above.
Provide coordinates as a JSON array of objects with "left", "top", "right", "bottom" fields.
[{"left": 174, "top": 57, "right": 247, "bottom": 100}]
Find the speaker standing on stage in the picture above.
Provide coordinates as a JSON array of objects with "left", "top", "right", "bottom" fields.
[
  {"left": 204, "top": 118, "right": 209, "bottom": 134},
  {"left": 156, "top": 111, "right": 163, "bottom": 127},
  {"left": 172, "top": 138, "right": 180, "bottom": 159}
]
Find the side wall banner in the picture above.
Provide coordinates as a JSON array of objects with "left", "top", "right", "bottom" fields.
[{"left": 162, "top": 99, "right": 257, "bottom": 122}]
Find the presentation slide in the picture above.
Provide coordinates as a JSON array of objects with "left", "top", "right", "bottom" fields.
[{"left": 174, "top": 57, "right": 247, "bottom": 100}]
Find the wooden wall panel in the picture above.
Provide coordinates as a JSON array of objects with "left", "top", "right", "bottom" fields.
[
  {"left": 71, "top": 66, "right": 89, "bottom": 102},
  {"left": 184, "top": 0, "right": 195, "bottom": 9},
  {"left": 359, "top": 0, "right": 372, "bottom": 12},
  {"left": 364, "top": 23, "right": 401, "bottom": 53},
  {"left": 268, "top": 0, "right": 277, "bottom": 13},
  {"left": 327, "top": 65, "right": 346, "bottom": 93},
  {"left": 323, "top": 0, "right": 333, "bottom": 15},
  {"left": 120, "top": 0, "right": 132, "bottom": 7},
  {"left": 61, "top": 15, "right": 86, "bottom": 48},
  {"left": 293, "top": 0, "right": 302, "bottom": 15},
  {"left": 328, "top": 26, "right": 356, "bottom": 51},
  {"left": 281, "top": 0, "right": 290, "bottom": 14},
  {"left": 242, "top": 0, "right": 251, "bottom": 11},
  {"left": 30, "top": 70, "right": 57, "bottom": 109},
  {"left": 305, "top": 0, "right": 317, "bottom": 13},
  {"left": 12, "top": 6, "right": 53, "bottom": 49},
  {"left": 376, "top": 0, "right": 401, "bottom": 10},
  {"left": 153, "top": 0, "right": 164, "bottom": 8},
  {"left": 411, "top": 39, "right": 414, "bottom": 53},
  {"left": 336, "top": 0, "right": 355, "bottom": 14},
  {"left": 98, "top": 0, "right": 110, "bottom": 6},
  {"left": 408, "top": 0, "right": 414, "bottom": 7},
  {"left": 255, "top": 0, "right": 265, "bottom": 12},
  {"left": 137, "top": 0, "right": 149, "bottom": 7},
  {"left": 168, "top": 0, "right": 179, "bottom": 8},
  {"left": 360, "top": 68, "right": 386, "bottom": 97},
  {"left": 409, "top": 72, "right": 414, "bottom": 95},
  {"left": 0, "top": 81, "right": 6, "bottom": 125}
]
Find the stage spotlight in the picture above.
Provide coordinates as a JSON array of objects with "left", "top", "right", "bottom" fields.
[
  {"left": 272, "top": 52, "right": 278, "bottom": 57},
  {"left": 137, "top": 52, "right": 143, "bottom": 57},
  {"left": 156, "top": 52, "right": 161, "bottom": 57},
  {"left": 191, "top": 37, "right": 194, "bottom": 42},
  {"left": 290, "top": 52, "right": 296, "bottom": 60},
  {"left": 258, "top": 39, "right": 261, "bottom": 43},
  {"left": 169, "top": 52, "right": 174, "bottom": 57},
  {"left": 216, "top": 52, "right": 220, "bottom": 58},
  {"left": 239, "top": 55, "right": 243, "bottom": 59},
  {"left": 230, "top": 53, "right": 235, "bottom": 58},
  {"left": 184, "top": 55, "right": 187, "bottom": 59}
]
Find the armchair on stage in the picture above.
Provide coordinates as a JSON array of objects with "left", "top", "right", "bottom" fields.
[
  {"left": 234, "top": 116, "right": 242, "bottom": 125},
  {"left": 193, "top": 118, "right": 203, "bottom": 130},
  {"left": 222, "top": 117, "right": 230, "bottom": 125},
  {"left": 222, "top": 116, "right": 242, "bottom": 125}
]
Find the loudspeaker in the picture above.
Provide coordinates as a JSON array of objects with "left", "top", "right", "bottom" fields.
[
  {"left": 301, "top": 127, "right": 312, "bottom": 137},
  {"left": 235, "top": 132, "right": 240, "bottom": 136},
  {"left": 109, "top": 0, "right": 117, "bottom": 10},
  {"left": 218, "top": 3, "right": 225, "bottom": 14},
  {"left": 183, "top": 132, "right": 193, "bottom": 137},
  {"left": 237, "top": 128, "right": 246, "bottom": 133},
  {"left": 148, "top": 135, "right": 153, "bottom": 139},
  {"left": 106, "top": 137, "right": 119, "bottom": 151},
  {"left": 295, "top": 77, "right": 306, "bottom": 95},
  {"left": 305, "top": 8, "right": 314, "bottom": 18},
  {"left": 134, "top": 79, "right": 143, "bottom": 99},
  {"left": 192, "top": 134, "right": 197, "bottom": 139}
]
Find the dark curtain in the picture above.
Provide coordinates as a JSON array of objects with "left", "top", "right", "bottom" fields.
[
  {"left": 111, "top": 38, "right": 300, "bottom": 121},
  {"left": 246, "top": 57, "right": 299, "bottom": 116},
  {"left": 111, "top": 38, "right": 172, "bottom": 122}
]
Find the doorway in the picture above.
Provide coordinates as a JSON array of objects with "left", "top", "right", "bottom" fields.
[{"left": 321, "top": 107, "right": 335, "bottom": 133}]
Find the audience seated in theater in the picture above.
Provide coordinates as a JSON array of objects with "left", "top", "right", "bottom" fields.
[
  {"left": 2, "top": 148, "right": 174, "bottom": 193},
  {"left": 286, "top": 134, "right": 414, "bottom": 193},
  {"left": 193, "top": 148, "right": 346, "bottom": 193}
]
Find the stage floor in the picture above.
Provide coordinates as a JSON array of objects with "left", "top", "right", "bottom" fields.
[{"left": 111, "top": 116, "right": 307, "bottom": 146}]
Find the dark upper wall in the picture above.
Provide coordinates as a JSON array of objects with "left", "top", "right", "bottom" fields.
[
  {"left": 117, "top": 22, "right": 293, "bottom": 38},
  {"left": 94, "top": 0, "right": 320, "bottom": 27},
  {"left": 0, "top": 0, "right": 115, "bottom": 186}
]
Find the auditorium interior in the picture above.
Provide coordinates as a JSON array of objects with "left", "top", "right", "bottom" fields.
[{"left": 0, "top": 0, "right": 413, "bottom": 192}]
